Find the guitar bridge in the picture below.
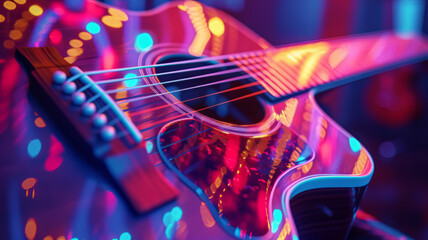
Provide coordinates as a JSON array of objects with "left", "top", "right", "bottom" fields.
[
  {"left": 15, "top": 47, "right": 142, "bottom": 156},
  {"left": 15, "top": 47, "right": 178, "bottom": 213}
]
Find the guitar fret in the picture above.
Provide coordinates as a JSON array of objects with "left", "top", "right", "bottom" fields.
[
  {"left": 244, "top": 56, "right": 288, "bottom": 95},
  {"left": 230, "top": 55, "right": 283, "bottom": 97}
]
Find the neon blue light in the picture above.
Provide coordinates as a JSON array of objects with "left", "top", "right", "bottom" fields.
[
  {"left": 71, "top": 238, "right": 79, "bottom": 240},
  {"left": 119, "top": 232, "right": 131, "bottom": 240},
  {"left": 349, "top": 137, "right": 361, "bottom": 152},
  {"left": 124, "top": 73, "right": 138, "bottom": 88},
  {"left": 135, "top": 33, "right": 153, "bottom": 52},
  {"left": 234, "top": 227, "right": 241, "bottom": 238},
  {"left": 86, "top": 22, "right": 101, "bottom": 34},
  {"left": 273, "top": 209, "right": 283, "bottom": 223},
  {"left": 171, "top": 206, "right": 183, "bottom": 222},
  {"left": 27, "top": 139, "right": 42, "bottom": 158},
  {"left": 271, "top": 221, "right": 279, "bottom": 233},
  {"left": 292, "top": 235, "right": 299, "bottom": 240},
  {"left": 393, "top": 0, "right": 424, "bottom": 35},
  {"left": 165, "top": 224, "right": 175, "bottom": 239},
  {"left": 145, "top": 140, "right": 153, "bottom": 153},
  {"left": 163, "top": 212, "right": 174, "bottom": 227}
]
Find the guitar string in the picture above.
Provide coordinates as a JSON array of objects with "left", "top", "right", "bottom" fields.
[
  {"left": 85, "top": 68, "right": 258, "bottom": 105},
  {"left": 137, "top": 89, "right": 267, "bottom": 133},
  {"left": 65, "top": 46, "right": 278, "bottom": 83},
  {"left": 102, "top": 65, "right": 248, "bottom": 94},
  {"left": 122, "top": 82, "right": 259, "bottom": 113},
  {"left": 95, "top": 60, "right": 251, "bottom": 85},
  {"left": 85, "top": 58, "right": 293, "bottom": 105},
  {"left": 115, "top": 74, "right": 254, "bottom": 104},
  {"left": 126, "top": 82, "right": 260, "bottom": 127},
  {"left": 68, "top": 50, "right": 300, "bottom": 140}
]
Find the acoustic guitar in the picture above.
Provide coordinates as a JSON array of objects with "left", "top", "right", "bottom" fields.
[{"left": 1, "top": 1, "right": 428, "bottom": 239}]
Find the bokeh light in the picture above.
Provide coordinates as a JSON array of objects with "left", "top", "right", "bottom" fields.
[
  {"left": 25, "top": 218, "right": 37, "bottom": 240},
  {"left": 86, "top": 22, "right": 100, "bottom": 34},
  {"left": 49, "top": 29, "right": 62, "bottom": 44},
  {"left": 21, "top": 177, "right": 37, "bottom": 190},
  {"left": 208, "top": 17, "right": 225, "bottom": 37},
  {"left": 3, "top": 40, "right": 15, "bottom": 49},
  {"left": 22, "top": 11, "right": 34, "bottom": 20},
  {"left": 0, "top": 14, "right": 5, "bottom": 23},
  {"left": 102, "top": 15, "right": 122, "bottom": 28},
  {"left": 119, "top": 232, "right": 131, "bottom": 240},
  {"left": 67, "top": 48, "right": 83, "bottom": 57},
  {"left": 349, "top": 137, "right": 362, "bottom": 152},
  {"left": 9, "top": 30, "right": 23, "bottom": 40},
  {"left": 27, "top": 139, "right": 42, "bottom": 158},
  {"left": 4, "top": 1, "right": 17, "bottom": 10},
  {"left": 123, "top": 73, "right": 138, "bottom": 87},
  {"left": 145, "top": 140, "right": 153, "bottom": 153},
  {"left": 379, "top": 141, "right": 396, "bottom": 158},
  {"left": 108, "top": 8, "right": 128, "bottom": 21},
  {"left": 78, "top": 31, "right": 92, "bottom": 41},
  {"left": 29, "top": 4, "right": 43, "bottom": 17},
  {"left": 171, "top": 206, "right": 183, "bottom": 222},
  {"left": 135, "top": 33, "right": 153, "bottom": 52},
  {"left": 15, "top": 19, "right": 28, "bottom": 30},
  {"left": 69, "top": 39, "right": 83, "bottom": 48},
  {"left": 14, "top": 0, "right": 26, "bottom": 4}
]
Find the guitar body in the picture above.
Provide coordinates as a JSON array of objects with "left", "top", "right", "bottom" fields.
[{"left": 9, "top": 0, "right": 428, "bottom": 239}]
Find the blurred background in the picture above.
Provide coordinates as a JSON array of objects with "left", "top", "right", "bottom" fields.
[{"left": 4, "top": 0, "right": 428, "bottom": 238}]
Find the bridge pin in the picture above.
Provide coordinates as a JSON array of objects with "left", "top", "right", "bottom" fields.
[
  {"left": 71, "top": 92, "right": 86, "bottom": 105},
  {"left": 100, "top": 125, "right": 116, "bottom": 141},
  {"left": 62, "top": 82, "right": 76, "bottom": 95},
  {"left": 92, "top": 113, "right": 107, "bottom": 128},
  {"left": 53, "top": 71, "right": 67, "bottom": 85},
  {"left": 81, "top": 102, "right": 96, "bottom": 117},
  {"left": 69, "top": 66, "right": 82, "bottom": 75}
]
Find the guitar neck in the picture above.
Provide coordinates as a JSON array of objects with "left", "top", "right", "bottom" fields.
[{"left": 234, "top": 31, "right": 428, "bottom": 100}]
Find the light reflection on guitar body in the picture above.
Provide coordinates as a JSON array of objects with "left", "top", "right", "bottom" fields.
[{"left": 2, "top": 1, "right": 428, "bottom": 239}]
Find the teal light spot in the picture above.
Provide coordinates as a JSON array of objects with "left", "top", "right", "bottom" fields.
[
  {"left": 292, "top": 235, "right": 299, "bottom": 240},
  {"left": 27, "top": 139, "right": 41, "bottom": 158},
  {"left": 71, "top": 238, "right": 78, "bottom": 240},
  {"left": 119, "top": 232, "right": 131, "bottom": 240},
  {"left": 86, "top": 22, "right": 100, "bottom": 34},
  {"left": 349, "top": 137, "right": 361, "bottom": 152},
  {"left": 135, "top": 33, "right": 153, "bottom": 52},
  {"left": 145, "top": 140, "right": 153, "bottom": 153},
  {"left": 124, "top": 73, "right": 138, "bottom": 88},
  {"left": 165, "top": 224, "right": 175, "bottom": 239},
  {"left": 234, "top": 227, "right": 241, "bottom": 238},
  {"left": 271, "top": 221, "right": 279, "bottom": 233},
  {"left": 171, "top": 206, "right": 183, "bottom": 222},
  {"left": 196, "top": 188, "right": 203, "bottom": 195},
  {"left": 273, "top": 209, "right": 283, "bottom": 223},
  {"left": 163, "top": 211, "right": 174, "bottom": 227}
]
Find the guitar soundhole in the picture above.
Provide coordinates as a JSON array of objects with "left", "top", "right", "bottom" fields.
[{"left": 155, "top": 54, "right": 265, "bottom": 125}]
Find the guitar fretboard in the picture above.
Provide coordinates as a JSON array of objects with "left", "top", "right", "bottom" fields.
[{"left": 231, "top": 32, "right": 428, "bottom": 98}]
